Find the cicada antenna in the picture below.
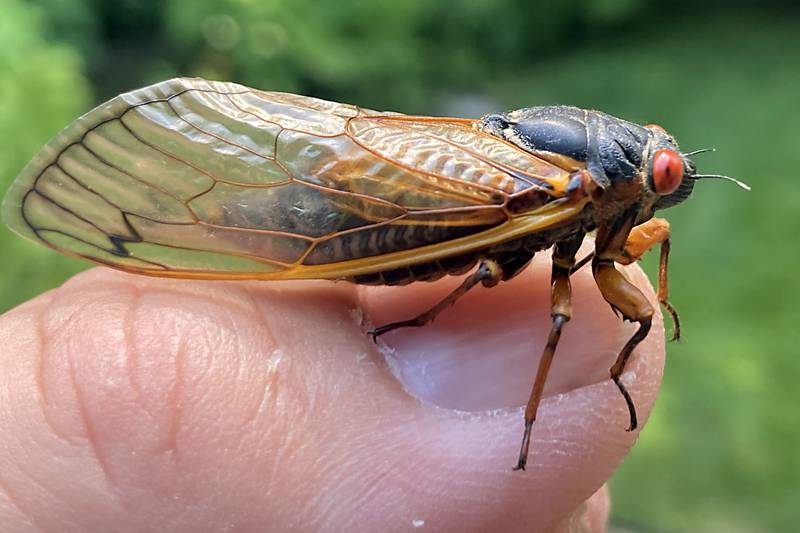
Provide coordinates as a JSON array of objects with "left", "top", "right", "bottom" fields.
[
  {"left": 692, "top": 174, "right": 751, "bottom": 191},
  {"left": 682, "top": 148, "right": 716, "bottom": 157}
]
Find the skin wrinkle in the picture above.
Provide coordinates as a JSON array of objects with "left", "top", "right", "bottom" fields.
[
  {"left": 129, "top": 306, "right": 186, "bottom": 458},
  {"left": 0, "top": 473, "right": 43, "bottom": 533},
  {"left": 228, "top": 304, "right": 256, "bottom": 394},
  {"left": 64, "top": 271, "right": 267, "bottom": 322},
  {"left": 237, "top": 285, "right": 278, "bottom": 431},
  {"left": 123, "top": 284, "right": 143, "bottom": 399},
  {"left": 316, "top": 460, "right": 400, "bottom": 530},
  {"left": 146, "top": 285, "right": 283, "bottom": 468},
  {"left": 239, "top": 355, "right": 274, "bottom": 432},
  {"left": 1, "top": 309, "right": 86, "bottom": 532},
  {"left": 32, "top": 309, "right": 69, "bottom": 444},
  {"left": 117, "top": 326, "right": 177, "bottom": 522},
  {"left": 312, "top": 422, "right": 409, "bottom": 524},
  {"left": 99, "top": 282, "right": 189, "bottom": 460},
  {"left": 127, "top": 290, "right": 189, "bottom": 458},
  {"left": 41, "top": 298, "right": 112, "bottom": 446},
  {"left": 212, "top": 297, "right": 271, "bottom": 440},
  {"left": 254, "top": 346, "right": 299, "bottom": 500},
  {"left": 51, "top": 286, "right": 141, "bottom": 489},
  {"left": 0, "top": 309, "right": 50, "bottom": 531},
  {"left": 259, "top": 287, "right": 400, "bottom": 528},
  {"left": 3, "top": 419, "right": 91, "bottom": 532},
  {"left": 316, "top": 413, "right": 458, "bottom": 529},
  {"left": 66, "top": 339, "right": 116, "bottom": 487},
  {"left": 107, "top": 282, "right": 269, "bottom": 506},
  {"left": 529, "top": 385, "right": 633, "bottom": 484},
  {"left": 166, "top": 335, "right": 187, "bottom": 463},
  {"left": 249, "top": 290, "right": 315, "bottom": 420},
  {"left": 179, "top": 321, "right": 218, "bottom": 396},
  {"left": 37, "top": 297, "right": 107, "bottom": 445}
]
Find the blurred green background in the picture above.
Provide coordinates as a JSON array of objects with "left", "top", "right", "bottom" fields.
[{"left": 1, "top": 0, "right": 798, "bottom": 530}]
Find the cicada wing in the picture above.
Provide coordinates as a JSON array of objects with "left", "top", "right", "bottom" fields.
[{"left": 2, "top": 77, "right": 580, "bottom": 280}]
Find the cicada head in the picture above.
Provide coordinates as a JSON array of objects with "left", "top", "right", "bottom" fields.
[{"left": 644, "top": 124, "right": 697, "bottom": 211}]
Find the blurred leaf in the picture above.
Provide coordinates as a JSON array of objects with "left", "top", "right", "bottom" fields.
[{"left": 0, "top": 0, "right": 92, "bottom": 310}]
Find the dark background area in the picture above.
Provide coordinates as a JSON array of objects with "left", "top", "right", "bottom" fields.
[{"left": 2, "top": 1, "right": 799, "bottom": 530}]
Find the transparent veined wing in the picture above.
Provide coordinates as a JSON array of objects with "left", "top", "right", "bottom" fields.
[{"left": 2, "top": 78, "right": 585, "bottom": 280}]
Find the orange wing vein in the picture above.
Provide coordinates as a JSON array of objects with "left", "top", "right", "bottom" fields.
[{"left": 2, "top": 77, "right": 583, "bottom": 280}]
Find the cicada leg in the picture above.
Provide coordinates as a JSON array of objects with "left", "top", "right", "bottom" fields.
[
  {"left": 592, "top": 214, "right": 655, "bottom": 432},
  {"left": 656, "top": 239, "right": 680, "bottom": 341},
  {"left": 571, "top": 218, "right": 679, "bottom": 340},
  {"left": 368, "top": 259, "right": 504, "bottom": 339},
  {"left": 616, "top": 218, "right": 680, "bottom": 341},
  {"left": 570, "top": 251, "right": 594, "bottom": 274},
  {"left": 515, "top": 234, "right": 584, "bottom": 471}
]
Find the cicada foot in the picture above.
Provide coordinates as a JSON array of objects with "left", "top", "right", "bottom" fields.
[{"left": 368, "top": 259, "right": 503, "bottom": 341}]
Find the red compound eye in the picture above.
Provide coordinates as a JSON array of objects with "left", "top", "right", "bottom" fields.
[{"left": 652, "top": 148, "right": 683, "bottom": 195}]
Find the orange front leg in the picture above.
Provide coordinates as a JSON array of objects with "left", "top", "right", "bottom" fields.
[
  {"left": 616, "top": 218, "right": 680, "bottom": 341},
  {"left": 593, "top": 258, "right": 654, "bottom": 431},
  {"left": 592, "top": 213, "right": 654, "bottom": 431}
]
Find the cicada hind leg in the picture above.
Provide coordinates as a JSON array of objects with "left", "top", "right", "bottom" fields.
[
  {"left": 514, "top": 234, "right": 584, "bottom": 471},
  {"left": 368, "top": 259, "right": 505, "bottom": 339},
  {"left": 369, "top": 250, "right": 533, "bottom": 339}
]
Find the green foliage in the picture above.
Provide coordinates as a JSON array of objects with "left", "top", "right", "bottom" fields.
[
  {"left": 3, "top": 1, "right": 799, "bottom": 531},
  {"left": 29, "top": 0, "right": 655, "bottom": 110},
  {"left": 0, "top": 0, "right": 91, "bottom": 310}
]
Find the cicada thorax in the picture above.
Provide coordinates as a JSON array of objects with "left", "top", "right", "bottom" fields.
[{"left": 479, "top": 106, "right": 659, "bottom": 226}]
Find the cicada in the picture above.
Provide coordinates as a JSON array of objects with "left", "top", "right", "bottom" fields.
[{"left": 2, "top": 78, "right": 746, "bottom": 470}]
